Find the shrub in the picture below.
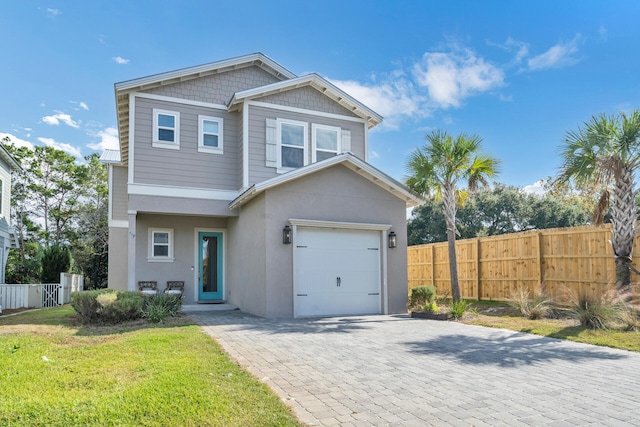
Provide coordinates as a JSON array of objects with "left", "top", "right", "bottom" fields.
[
  {"left": 41, "top": 245, "right": 71, "bottom": 283},
  {"left": 101, "top": 294, "right": 145, "bottom": 323},
  {"left": 619, "top": 307, "right": 640, "bottom": 332},
  {"left": 409, "top": 285, "right": 437, "bottom": 310},
  {"left": 449, "top": 300, "right": 469, "bottom": 319},
  {"left": 508, "top": 284, "right": 553, "bottom": 320},
  {"left": 142, "top": 293, "right": 182, "bottom": 323},
  {"left": 424, "top": 300, "right": 439, "bottom": 313},
  {"left": 568, "top": 290, "right": 622, "bottom": 330},
  {"left": 70, "top": 290, "right": 102, "bottom": 324}
]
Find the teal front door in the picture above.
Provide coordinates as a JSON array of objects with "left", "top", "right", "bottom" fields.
[{"left": 198, "top": 232, "right": 224, "bottom": 301}]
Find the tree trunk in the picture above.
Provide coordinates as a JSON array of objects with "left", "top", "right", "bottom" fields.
[
  {"left": 611, "top": 165, "right": 638, "bottom": 295},
  {"left": 442, "top": 182, "right": 461, "bottom": 302},
  {"left": 447, "top": 229, "right": 461, "bottom": 302}
]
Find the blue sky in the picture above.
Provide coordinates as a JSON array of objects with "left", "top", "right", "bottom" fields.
[{"left": 1, "top": 1, "right": 639, "bottom": 191}]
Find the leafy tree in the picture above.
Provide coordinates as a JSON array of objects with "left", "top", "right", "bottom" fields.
[
  {"left": 406, "top": 130, "right": 500, "bottom": 302},
  {"left": 558, "top": 111, "right": 640, "bottom": 293},
  {"left": 41, "top": 245, "right": 71, "bottom": 283},
  {"left": 408, "top": 184, "right": 590, "bottom": 245}
]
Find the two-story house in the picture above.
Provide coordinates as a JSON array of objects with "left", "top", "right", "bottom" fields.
[
  {"left": 0, "top": 144, "right": 21, "bottom": 284},
  {"left": 103, "top": 53, "right": 422, "bottom": 318}
]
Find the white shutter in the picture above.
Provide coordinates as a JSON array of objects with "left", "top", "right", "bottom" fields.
[
  {"left": 341, "top": 129, "right": 351, "bottom": 153},
  {"left": 266, "top": 118, "right": 277, "bottom": 168}
]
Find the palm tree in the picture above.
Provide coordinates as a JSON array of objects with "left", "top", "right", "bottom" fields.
[
  {"left": 406, "top": 130, "right": 500, "bottom": 302},
  {"left": 558, "top": 111, "right": 640, "bottom": 294}
]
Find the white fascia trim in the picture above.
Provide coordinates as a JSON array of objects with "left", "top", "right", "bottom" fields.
[
  {"left": 288, "top": 219, "right": 392, "bottom": 231},
  {"left": 108, "top": 164, "right": 113, "bottom": 222},
  {"left": 109, "top": 220, "right": 129, "bottom": 228},
  {"left": 115, "top": 53, "right": 297, "bottom": 92},
  {"left": 242, "top": 105, "right": 249, "bottom": 189},
  {"left": 364, "top": 122, "right": 369, "bottom": 163},
  {"left": 135, "top": 92, "right": 227, "bottom": 110},
  {"left": 248, "top": 101, "right": 367, "bottom": 124},
  {"left": 129, "top": 183, "right": 238, "bottom": 200},
  {"left": 128, "top": 93, "right": 135, "bottom": 184}
]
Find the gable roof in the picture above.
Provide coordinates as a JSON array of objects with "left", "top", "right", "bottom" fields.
[
  {"left": 113, "top": 53, "right": 297, "bottom": 164},
  {"left": 0, "top": 144, "right": 22, "bottom": 171},
  {"left": 229, "top": 153, "right": 423, "bottom": 209},
  {"left": 228, "top": 74, "right": 383, "bottom": 129}
]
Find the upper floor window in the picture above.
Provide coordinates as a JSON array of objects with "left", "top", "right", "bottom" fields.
[
  {"left": 152, "top": 109, "right": 180, "bottom": 150},
  {"left": 312, "top": 124, "right": 341, "bottom": 162},
  {"left": 198, "top": 115, "right": 224, "bottom": 154},
  {"left": 148, "top": 228, "right": 174, "bottom": 262},
  {"left": 278, "top": 119, "right": 308, "bottom": 170}
]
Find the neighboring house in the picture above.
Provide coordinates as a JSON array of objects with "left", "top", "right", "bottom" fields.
[
  {"left": 0, "top": 144, "right": 21, "bottom": 283},
  {"left": 102, "top": 53, "right": 422, "bottom": 318}
]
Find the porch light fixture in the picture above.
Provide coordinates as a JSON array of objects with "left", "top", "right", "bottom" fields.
[
  {"left": 283, "top": 225, "right": 292, "bottom": 244},
  {"left": 388, "top": 231, "right": 397, "bottom": 249}
]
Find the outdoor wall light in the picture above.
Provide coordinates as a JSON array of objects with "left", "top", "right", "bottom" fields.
[
  {"left": 388, "top": 231, "right": 397, "bottom": 249},
  {"left": 283, "top": 225, "right": 292, "bottom": 244}
]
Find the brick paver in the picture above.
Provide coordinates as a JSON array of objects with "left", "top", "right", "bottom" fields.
[{"left": 189, "top": 311, "right": 640, "bottom": 426}]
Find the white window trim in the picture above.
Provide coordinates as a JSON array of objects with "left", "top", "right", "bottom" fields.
[
  {"left": 148, "top": 228, "right": 175, "bottom": 262},
  {"left": 277, "top": 118, "right": 308, "bottom": 173},
  {"left": 152, "top": 109, "right": 180, "bottom": 150},
  {"left": 311, "top": 124, "right": 341, "bottom": 163},
  {"left": 198, "top": 115, "right": 224, "bottom": 154}
]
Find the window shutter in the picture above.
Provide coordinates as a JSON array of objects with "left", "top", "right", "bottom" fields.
[
  {"left": 341, "top": 129, "right": 351, "bottom": 153},
  {"left": 266, "top": 118, "right": 277, "bottom": 167}
]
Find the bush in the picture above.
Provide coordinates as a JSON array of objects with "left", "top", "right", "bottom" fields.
[
  {"left": 568, "top": 290, "right": 622, "bottom": 330},
  {"left": 70, "top": 290, "right": 102, "bottom": 324},
  {"left": 101, "top": 294, "right": 145, "bottom": 323},
  {"left": 41, "top": 245, "right": 71, "bottom": 283},
  {"left": 142, "top": 293, "right": 182, "bottom": 323},
  {"left": 449, "top": 300, "right": 469, "bottom": 319},
  {"left": 509, "top": 284, "right": 553, "bottom": 320},
  {"left": 409, "top": 285, "right": 437, "bottom": 310}
]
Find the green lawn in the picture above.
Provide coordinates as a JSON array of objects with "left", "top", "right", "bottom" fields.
[
  {"left": 459, "top": 301, "right": 640, "bottom": 352},
  {"left": 0, "top": 306, "right": 301, "bottom": 427}
]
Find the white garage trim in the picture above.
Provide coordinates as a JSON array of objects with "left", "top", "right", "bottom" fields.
[{"left": 290, "top": 219, "right": 391, "bottom": 317}]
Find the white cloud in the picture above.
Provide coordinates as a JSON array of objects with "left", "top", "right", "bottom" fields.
[
  {"left": 522, "top": 180, "right": 547, "bottom": 195},
  {"left": 412, "top": 49, "right": 505, "bottom": 109},
  {"left": 527, "top": 35, "right": 582, "bottom": 71},
  {"left": 113, "top": 56, "right": 130, "bottom": 64},
  {"left": 38, "top": 137, "right": 83, "bottom": 158},
  {"left": 0, "top": 132, "right": 34, "bottom": 149},
  {"left": 87, "top": 127, "right": 119, "bottom": 151},
  {"left": 47, "top": 8, "right": 61, "bottom": 16},
  {"left": 369, "top": 151, "right": 380, "bottom": 159},
  {"left": 42, "top": 112, "right": 80, "bottom": 128},
  {"left": 79, "top": 102, "right": 89, "bottom": 111}
]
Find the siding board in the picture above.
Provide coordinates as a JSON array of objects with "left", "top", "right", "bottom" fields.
[{"left": 111, "top": 166, "right": 128, "bottom": 221}]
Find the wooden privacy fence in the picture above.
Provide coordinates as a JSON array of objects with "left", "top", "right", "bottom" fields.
[{"left": 408, "top": 224, "right": 639, "bottom": 301}]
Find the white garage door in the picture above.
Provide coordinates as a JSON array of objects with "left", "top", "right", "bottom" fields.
[{"left": 294, "top": 227, "right": 382, "bottom": 317}]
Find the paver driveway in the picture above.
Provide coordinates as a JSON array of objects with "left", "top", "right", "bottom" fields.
[{"left": 189, "top": 310, "right": 640, "bottom": 426}]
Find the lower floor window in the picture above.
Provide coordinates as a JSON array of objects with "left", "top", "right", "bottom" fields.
[{"left": 149, "top": 228, "right": 174, "bottom": 261}]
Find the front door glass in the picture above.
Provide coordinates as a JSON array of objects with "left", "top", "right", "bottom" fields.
[{"left": 198, "top": 232, "right": 223, "bottom": 300}]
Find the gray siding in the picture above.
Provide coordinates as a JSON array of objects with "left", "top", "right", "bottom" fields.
[
  {"left": 111, "top": 166, "right": 128, "bottom": 221},
  {"left": 144, "top": 66, "right": 281, "bottom": 105},
  {"left": 133, "top": 97, "right": 240, "bottom": 190},
  {"left": 247, "top": 104, "right": 367, "bottom": 186},
  {"left": 0, "top": 158, "right": 11, "bottom": 222},
  {"left": 108, "top": 227, "right": 128, "bottom": 291},
  {"left": 129, "top": 194, "right": 237, "bottom": 217},
  {"left": 135, "top": 214, "right": 228, "bottom": 304},
  {"left": 258, "top": 86, "right": 360, "bottom": 117}
]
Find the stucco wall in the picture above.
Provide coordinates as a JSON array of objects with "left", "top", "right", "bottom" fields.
[
  {"left": 226, "top": 194, "right": 268, "bottom": 317},
  {"left": 108, "top": 227, "right": 128, "bottom": 291},
  {"left": 134, "top": 214, "right": 228, "bottom": 304},
  {"left": 254, "top": 164, "right": 408, "bottom": 317}
]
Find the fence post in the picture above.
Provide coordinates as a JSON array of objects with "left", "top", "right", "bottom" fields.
[
  {"left": 430, "top": 245, "right": 435, "bottom": 287},
  {"left": 475, "top": 238, "right": 481, "bottom": 300},
  {"left": 537, "top": 232, "right": 543, "bottom": 286}
]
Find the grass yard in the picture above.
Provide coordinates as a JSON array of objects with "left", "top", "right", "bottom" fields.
[
  {"left": 459, "top": 301, "right": 640, "bottom": 352},
  {"left": 0, "top": 306, "right": 301, "bottom": 427}
]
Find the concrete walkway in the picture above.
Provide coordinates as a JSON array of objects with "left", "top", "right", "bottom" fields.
[{"left": 189, "top": 311, "right": 640, "bottom": 426}]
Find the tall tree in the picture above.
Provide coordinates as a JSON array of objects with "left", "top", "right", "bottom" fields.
[
  {"left": 406, "top": 130, "right": 500, "bottom": 302},
  {"left": 558, "top": 111, "right": 640, "bottom": 294}
]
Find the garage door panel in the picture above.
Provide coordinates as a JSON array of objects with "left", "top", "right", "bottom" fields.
[{"left": 295, "top": 227, "right": 382, "bottom": 317}]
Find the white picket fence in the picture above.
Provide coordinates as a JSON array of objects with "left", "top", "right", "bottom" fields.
[{"left": 0, "top": 273, "right": 84, "bottom": 311}]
